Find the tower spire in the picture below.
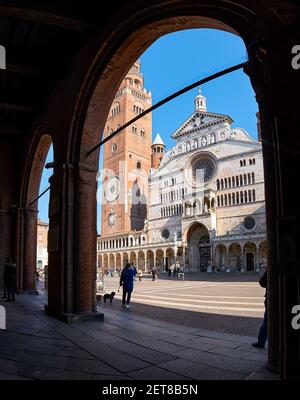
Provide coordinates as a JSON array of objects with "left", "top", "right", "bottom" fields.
[{"left": 194, "top": 87, "right": 207, "bottom": 112}]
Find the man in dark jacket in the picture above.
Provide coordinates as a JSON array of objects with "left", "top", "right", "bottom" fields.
[
  {"left": 253, "top": 270, "right": 267, "bottom": 348},
  {"left": 120, "top": 263, "right": 137, "bottom": 309}
]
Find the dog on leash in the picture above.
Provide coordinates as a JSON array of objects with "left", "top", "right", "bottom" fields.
[{"left": 96, "top": 291, "right": 116, "bottom": 304}]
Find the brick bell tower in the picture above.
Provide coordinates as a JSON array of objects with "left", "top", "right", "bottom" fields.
[{"left": 101, "top": 60, "right": 152, "bottom": 237}]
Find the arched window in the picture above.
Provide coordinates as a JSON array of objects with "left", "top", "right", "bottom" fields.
[
  {"left": 140, "top": 129, "right": 145, "bottom": 137},
  {"left": 221, "top": 179, "right": 224, "bottom": 190},
  {"left": 243, "top": 159, "right": 246, "bottom": 166},
  {"left": 228, "top": 177, "right": 231, "bottom": 188},
  {"left": 240, "top": 191, "right": 244, "bottom": 203},
  {"left": 111, "top": 143, "right": 117, "bottom": 153},
  {"left": 217, "top": 179, "right": 220, "bottom": 190},
  {"left": 244, "top": 190, "right": 248, "bottom": 202},
  {"left": 240, "top": 160, "right": 243, "bottom": 167},
  {"left": 217, "top": 196, "right": 220, "bottom": 207},
  {"left": 248, "top": 189, "right": 252, "bottom": 202},
  {"left": 236, "top": 192, "right": 240, "bottom": 204},
  {"left": 252, "top": 189, "right": 256, "bottom": 201},
  {"left": 232, "top": 176, "right": 235, "bottom": 187},
  {"left": 240, "top": 175, "right": 243, "bottom": 186},
  {"left": 224, "top": 194, "right": 228, "bottom": 206},
  {"left": 236, "top": 176, "right": 239, "bottom": 186},
  {"left": 228, "top": 193, "right": 231, "bottom": 205},
  {"left": 224, "top": 178, "right": 227, "bottom": 189},
  {"left": 249, "top": 159, "right": 252, "bottom": 165},
  {"left": 252, "top": 158, "right": 256, "bottom": 164},
  {"left": 132, "top": 125, "right": 137, "bottom": 134},
  {"left": 136, "top": 161, "right": 141, "bottom": 170},
  {"left": 248, "top": 173, "right": 251, "bottom": 184},
  {"left": 232, "top": 192, "right": 236, "bottom": 204},
  {"left": 244, "top": 174, "right": 247, "bottom": 185},
  {"left": 221, "top": 195, "right": 224, "bottom": 207},
  {"left": 252, "top": 172, "right": 255, "bottom": 183}
]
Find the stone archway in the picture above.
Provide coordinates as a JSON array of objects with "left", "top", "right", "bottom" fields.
[
  {"left": 35, "top": 2, "right": 295, "bottom": 377},
  {"left": 215, "top": 244, "right": 227, "bottom": 271},
  {"left": 146, "top": 250, "right": 154, "bottom": 272},
  {"left": 122, "top": 252, "right": 129, "bottom": 267},
  {"left": 103, "top": 254, "right": 108, "bottom": 273},
  {"left": 155, "top": 249, "right": 164, "bottom": 271},
  {"left": 258, "top": 241, "right": 267, "bottom": 271},
  {"left": 137, "top": 250, "right": 146, "bottom": 271},
  {"left": 165, "top": 248, "right": 175, "bottom": 270},
  {"left": 130, "top": 251, "right": 137, "bottom": 267},
  {"left": 116, "top": 253, "right": 122, "bottom": 272},
  {"left": 243, "top": 242, "right": 257, "bottom": 271},
  {"left": 109, "top": 253, "right": 115, "bottom": 272},
  {"left": 228, "top": 243, "right": 242, "bottom": 271},
  {"left": 186, "top": 223, "right": 210, "bottom": 272}
]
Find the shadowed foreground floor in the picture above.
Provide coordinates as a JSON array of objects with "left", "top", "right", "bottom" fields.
[{"left": 0, "top": 292, "right": 271, "bottom": 380}]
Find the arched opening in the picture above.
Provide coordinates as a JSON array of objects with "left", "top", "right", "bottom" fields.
[
  {"left": 146, "top": 250, "right": 154, "bottom": 272},
  {"left": 165, "top": 248, "right": 175, "bottom": 270},
  {"left": 186, "top": 222, "right": 211, "bottom": 272},
  {"left": 215, "top": 244, "right": 227, "bottom": 271},
  {"left": 244, "top": 242, "right": 257, "bottom": 272},
  {"left": 155, "top": 249, "right": 164, "bottom": 271},
  {"left": 228, "top": 243, "right": 242, "bottom": 272},
  {"left": 43, "top": 4, "right": 287, "bottom": 377},
  {"left": 19, "top": 133, "right": 53, "bottom": 297},
  {"left": 258, "top": 241, "right": 268, "bottom": 272},
  {"left": 137, "top": 250, "right": 145, "bottom": 271}
]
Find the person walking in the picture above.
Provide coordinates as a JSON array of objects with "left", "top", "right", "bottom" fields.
[
  {"left": 6, "top": 260, "right": 16, "bottom": 302},
  {"left": 151, "top": 266, "right": 157, "bottom": 281},
  {"left": 120, "top": 262, "right": 137, "bottom": 309},
  {"left": 252, "top": 270, "right": 267, "bottom": 348}
]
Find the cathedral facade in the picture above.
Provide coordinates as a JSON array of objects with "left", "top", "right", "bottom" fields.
[{"left": 97, "top": 64, "right": 267, "bottom": 274}]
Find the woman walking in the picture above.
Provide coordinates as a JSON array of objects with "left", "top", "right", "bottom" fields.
[{"left": 120, "top": 262, "right": 137, "bottom": 309}]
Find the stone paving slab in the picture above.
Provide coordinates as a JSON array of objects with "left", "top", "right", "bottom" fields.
[
  {"left": 76, "top": 323, "right": 177, "bottom": 365},
  {"left": 89, "top": 323, "right": 187, "bottom": 355},
  {"left": 127, "top": 365, "right": 191, "bottom": 380},
  {"left": 158, "top": 359, "right": 246, "bottom": 380},
  {"left": 174, "top": 348, "right": 263, "bottom": 375}
]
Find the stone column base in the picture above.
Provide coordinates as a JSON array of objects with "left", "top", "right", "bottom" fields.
[{"left": 44, "top": 305, "right": 104, "bottom": 323}]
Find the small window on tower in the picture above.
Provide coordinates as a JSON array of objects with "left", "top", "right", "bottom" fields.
[
  {"left": 137, "top": 162, "right": 141, "bottom": 170},
  {"left": 111, "top": 143, "right": 117, "bottom": 153}
]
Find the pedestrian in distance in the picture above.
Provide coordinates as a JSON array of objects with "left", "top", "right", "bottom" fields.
[
  {"left": 252, "top": 270, "right": 268, "bottom": 348},
  {"left": 120, "top": 262, "right": 137, "bottom": 309},
  {"left": 137, "top": 268, "right": 143, "bottom": 282},
  {"left": 151, "top": 266, "right": 157, "bottom": 281}
]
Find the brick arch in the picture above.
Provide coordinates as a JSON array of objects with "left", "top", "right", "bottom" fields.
[
  {"left": 18, "top": 131, "right": 53, "bottom": 291},
  {"left": 45, "top": 0, "right": 274, "bottom": 340}
]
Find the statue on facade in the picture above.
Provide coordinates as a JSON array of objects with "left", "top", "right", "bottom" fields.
[{"left": 143, "top": 218, "right": 148, "bottom": 231}]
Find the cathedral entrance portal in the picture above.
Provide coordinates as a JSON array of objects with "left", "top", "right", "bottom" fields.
[{"left": 186, "top": 223, "right": 211, "bottom": 272}]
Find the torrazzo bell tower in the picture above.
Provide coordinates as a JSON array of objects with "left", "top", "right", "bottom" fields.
[{"left": 101, "top": 60, "right": 152, "bottom": 238}]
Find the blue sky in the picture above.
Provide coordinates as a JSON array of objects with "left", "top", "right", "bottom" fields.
[{"left": 38, "top": 28, "right": 258, "bottom": 231}]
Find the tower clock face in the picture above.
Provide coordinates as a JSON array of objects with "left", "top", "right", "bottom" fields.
[{"left": 104, "top": 176, "right": 120, "bottom": 202}]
